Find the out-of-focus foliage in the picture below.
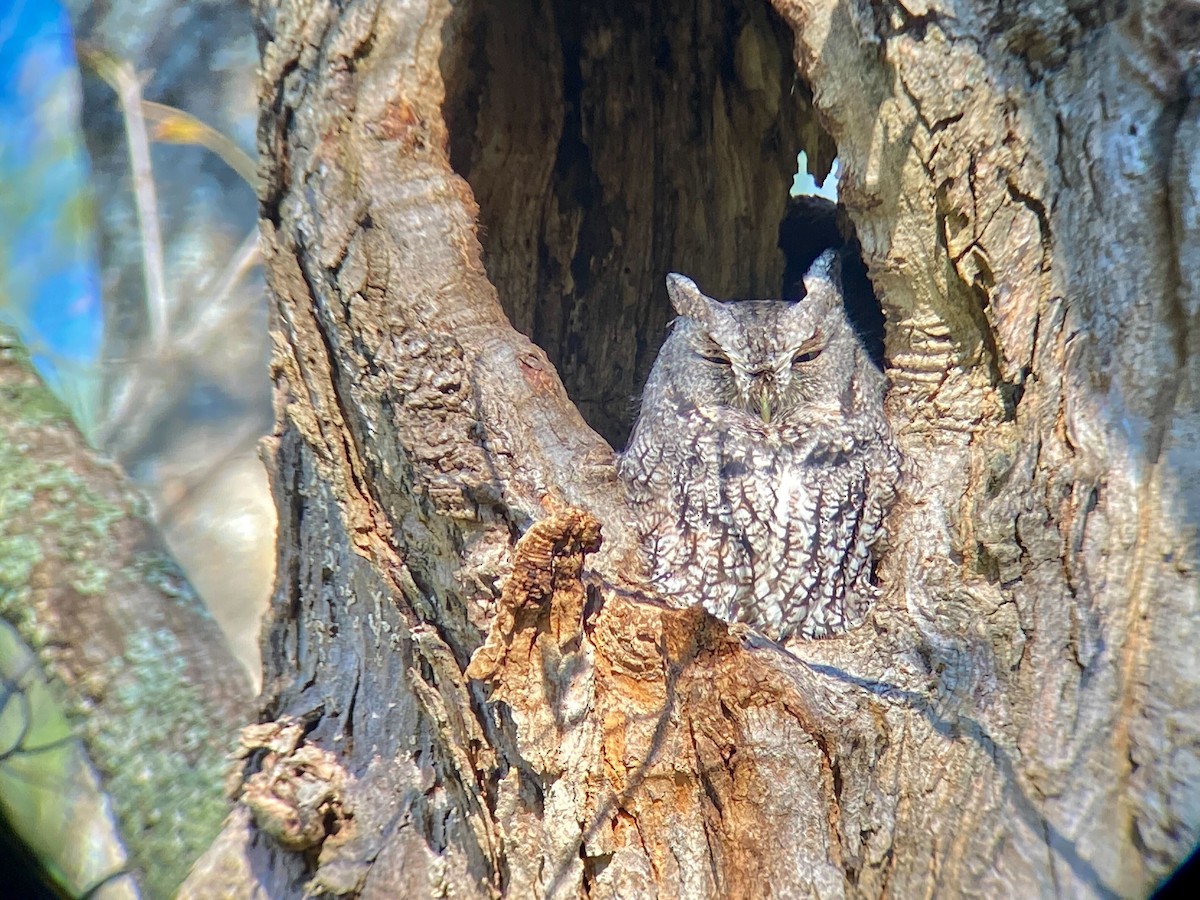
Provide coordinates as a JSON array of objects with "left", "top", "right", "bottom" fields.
[
  {"left": 72, "top": 0, "right": 274, "bottom": 683},
  {"left": 1, "top": 0, "right": 274, "bottom": 892},
  {"left": 1, "top": 331, "right": 253, "bottom": 898},
  {"left": 142, "top": 100, "right": 256, "bottom": 187},
  {"left": 0, "top": 0, "right": 104, "bottom": 439}
]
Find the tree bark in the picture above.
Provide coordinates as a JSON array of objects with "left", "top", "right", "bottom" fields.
[
  {"left": 183, "top": 0, "right": 1200, "bottom": 897},
  {"left": 0, "top": 336, "right": 253, "bottom": 898}
]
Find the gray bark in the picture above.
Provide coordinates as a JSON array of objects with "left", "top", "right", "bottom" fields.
[{"left": 183, "top": 0, "right": 1200, "bottom": 897}]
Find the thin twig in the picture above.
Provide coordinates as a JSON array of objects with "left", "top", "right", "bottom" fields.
[
  {"left": 141, "top": 100, "right": 258, "bottom": 187},
  {"left": 92, "top": 229, "right": 262, "bottom": 456},
  {"left": 77, "top": 47, "right": 265, "bottom": 452},
  {"left": 82, "top": 47, "right": 170, "bottom": 352},
  {"left": 176, "top": 228, "right": 262, "bottom": 349}
]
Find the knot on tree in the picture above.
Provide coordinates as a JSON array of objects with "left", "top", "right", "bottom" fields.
[{"left": 234, "top": 719, "right": 352, "bottom": 854}]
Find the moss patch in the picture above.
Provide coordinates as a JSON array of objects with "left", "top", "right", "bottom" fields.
[
  {"left": 92, "top": 627, "right": 234, "bottom": 898},
  {"left": 1, "top": 340, "right": 241, "bottom": 897}
]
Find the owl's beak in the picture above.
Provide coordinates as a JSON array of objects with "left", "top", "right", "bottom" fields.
[
  {"left": 759, "top": 394, "right": 772, "bottom": 424},
  {"left": 748, "top": 372, "right": 774, "bottom": 423}
]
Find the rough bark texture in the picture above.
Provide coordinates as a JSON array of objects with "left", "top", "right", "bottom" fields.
[{"left": 182, "top": 0, "right": 1199, "bottom": 897}]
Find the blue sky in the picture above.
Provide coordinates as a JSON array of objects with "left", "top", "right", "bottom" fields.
[{"left": 0, "top": 0, "right": 103, "bottom": 430}]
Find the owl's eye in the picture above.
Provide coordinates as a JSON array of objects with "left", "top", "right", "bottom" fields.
[
  {"left": 698, "top": 344, "right": 732, "bottom": 365},
  {"left": 792, "top": 347, "right": 822, "bottom": 366}
]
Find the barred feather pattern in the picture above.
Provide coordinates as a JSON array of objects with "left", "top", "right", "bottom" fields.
[{"left": 619, "top": 254, "right": 900, "bottom": 641}]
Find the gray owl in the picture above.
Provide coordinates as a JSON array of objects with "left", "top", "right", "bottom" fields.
[{"left": 618, "top": 251, "right": 900, "bottom": 641}]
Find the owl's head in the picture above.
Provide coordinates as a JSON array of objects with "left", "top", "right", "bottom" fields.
[{"left": 664, "top": 251, "right": 861, "bottom": 424}]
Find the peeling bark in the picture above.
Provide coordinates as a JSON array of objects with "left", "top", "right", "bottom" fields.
[{"left": 182, "top": 0, "right": 1199, "bottom": 897}]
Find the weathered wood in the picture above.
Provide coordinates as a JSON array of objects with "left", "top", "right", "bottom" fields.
[
  {"left": 769, "top": 1, "right": 1200, "bottom": 894},
  {"left": 182, "top": 0, "right": 1199, "bottom": 896}
]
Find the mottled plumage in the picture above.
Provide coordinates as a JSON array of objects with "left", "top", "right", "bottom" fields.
[{"left": 619, "top": 251, "right": 900, "bottom": 641}]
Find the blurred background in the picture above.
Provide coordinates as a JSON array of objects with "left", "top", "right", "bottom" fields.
[{"left": 1, "top": 0, "right": 275, "bottom": 684}]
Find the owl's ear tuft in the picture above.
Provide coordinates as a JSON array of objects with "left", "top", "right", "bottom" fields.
[
  {"left": 799, "top": 250, "right": 842, "bottom": 311},
  {"left": 665, "top": 273, "right": 706, "bottom": 317},
  {"left": 666, "top": 273, "right": 730, "bottom": 330}
]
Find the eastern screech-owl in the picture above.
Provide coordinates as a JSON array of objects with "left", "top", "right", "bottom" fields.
[{"left": 619, "top": 250, "right": 900, "bottom": 641}]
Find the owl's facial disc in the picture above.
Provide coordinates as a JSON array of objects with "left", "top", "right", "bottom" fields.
[
  {"left": 742, "top": 367, "right": 776, "bottom": 423},
  {"left": 740, "top": 329, "right": 828, "bottom": 422},
  {"left": 734, "top": 356, "right": 796, "bottom": 423},
  {"left": 674, "top": 288, "right": 842, "bottom": 423}
]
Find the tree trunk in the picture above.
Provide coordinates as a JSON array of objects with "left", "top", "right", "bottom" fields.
[{"left": 183, "top": 0, "right": 1200, "bottom": 896}]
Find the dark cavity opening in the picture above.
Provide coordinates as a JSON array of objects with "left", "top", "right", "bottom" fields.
[
  {"left": 779, "top": 195, "right": 886, "bottom": 371},
  {"left": 440, "top": 0, "right": 840, "bottom": 447}
]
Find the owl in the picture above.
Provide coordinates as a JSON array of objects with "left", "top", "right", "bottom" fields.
[{"left": 618, "top": 251, "right": 900, "bottom": 641}]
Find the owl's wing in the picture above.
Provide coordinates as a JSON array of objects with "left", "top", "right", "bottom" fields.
[{"left": 618, "top": 404, "right": 713, "bottom": 501}]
